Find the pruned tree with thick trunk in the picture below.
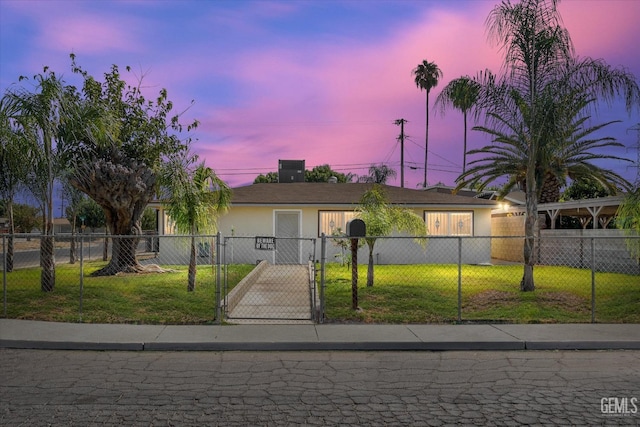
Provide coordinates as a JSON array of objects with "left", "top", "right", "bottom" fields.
[{"left": 57, "top": 54, "right": 198, "bottom": 276}]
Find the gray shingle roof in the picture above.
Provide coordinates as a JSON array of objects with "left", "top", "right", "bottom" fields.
[{"left": 230, "top": 183, "right": 497, "bottom": 207}]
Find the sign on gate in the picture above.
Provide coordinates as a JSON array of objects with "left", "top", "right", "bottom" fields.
[{"left": 255, "top": 236, "right": 276, "bottom": 250}]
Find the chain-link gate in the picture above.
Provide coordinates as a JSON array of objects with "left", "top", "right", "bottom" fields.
[{"left": 221, "top": 236, "right": 318, "bottom": 323}]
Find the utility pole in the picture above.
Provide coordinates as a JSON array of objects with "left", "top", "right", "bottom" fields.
[{"left": 395, "top": 119, "right": 407, "bottom": 188}]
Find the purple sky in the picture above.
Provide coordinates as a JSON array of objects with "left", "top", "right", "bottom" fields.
[{"left": 1, "top": 0, "right": 639, "bottom": 190}]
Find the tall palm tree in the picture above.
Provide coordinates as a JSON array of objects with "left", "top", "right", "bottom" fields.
[
  {"left": 458, "top": 0, "right": 639, "bottom": 292},
  {"left": 161, "top": 157, "right": 231, "bottom": 292},
  {"left": 358, "top": 164, "right": 397, "bottom": 184},
  {"left": 7, "top": 70, "right": 68, "bottom": 291},
  {"left": 435, "top": 76, "right": 481, "bottom": 174},
  {"left": 0, "top": 94, "right": 30, "bottom": 272},
  {"left": 412, "top": 59, "right": 442, "bottom": 187}
]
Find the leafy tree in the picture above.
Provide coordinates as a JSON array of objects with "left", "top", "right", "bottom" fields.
[
  {"left": 161, "top": 156, "right": 231, "bottom": 291},
  {"left": 358, "top": 164, "right": 397, "bottom": 184},
  {"left": 561, "top": 178, "right": 612, "bottom": 201},
  {"left": 141, "top": 207, "right": 158, "bottom": 232},
  {"left": 12, "top": 203, "right": 40, "bottom": 234},
  {"left": 74, "top": 197, "right": 106, "bottom": 232},
  {"left": 305, "top": 164, "right": 355, "bottom": 183},
  {"left": 455, "top": 0, "right": 639, "bottom": 291},
  {"left": 59, "top": 55, "right": 197, "bottom": 276},
  {"left": 435, "top": 75, "right": 481, "bottom": 174},
  {"left": 254, "top": 164, "right": 355, "bottom": 184},
  {"left": 254, "top": 172, "right": 279, "bottom": 183},
  {"left": 356, "top": 185, "right": 427, "bottom": 287},
  {"left": 412, "top": 59, "right": 442, "bottom": 187}
]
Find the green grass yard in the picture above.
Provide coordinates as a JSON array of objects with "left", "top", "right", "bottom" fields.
[
  {"left": 1, "top": 261, "right": 254, "bottom": 324},
  {"left": 323, "top": 264, "right": 640, "bottom": 324},
  {"left": 1, "top": 262, "right": 638, "bottom": 324}
]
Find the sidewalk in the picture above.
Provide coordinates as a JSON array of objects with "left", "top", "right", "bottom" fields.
[{"left": 1, "top": 319, "right": 638, "bottom": 351}]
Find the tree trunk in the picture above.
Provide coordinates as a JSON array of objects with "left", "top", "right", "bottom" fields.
[
  {"left": 40, "top": 233, "right": 55, "bottom": 292},
  {"left": 5, "top": 202, "right": 15, "bottom": 272},
  {"left": 71, "top": 154, "right": 155, "bottom": 276},
  {"left": 539, "top": 170, "right": 561, "bottom": 204},
  {"left": 521, "top": 164, "right": 537, "bottom": 292},
  {"left": 188, "top": 235, "right": 197, "bottom": 292},
  {"left": 424, "top": 91, "right": 430, "bottom": 187},
  {"left": 367, "top": 244, "right": 375, "bottom": 287}
]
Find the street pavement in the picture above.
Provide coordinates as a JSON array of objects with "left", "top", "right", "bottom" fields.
[
  {"left": 1, "top": 348, "right": 639, "bottom": 425},
  {"left": 1, "top": 320, "right": 640, "bottom": 425},
  {"left": 1, "top": 319, "right": 639, "bottom": 351}
]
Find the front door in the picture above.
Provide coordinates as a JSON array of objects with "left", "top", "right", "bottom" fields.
[{"left": 275, "top": 211, "right": 300, "bottom": 264}]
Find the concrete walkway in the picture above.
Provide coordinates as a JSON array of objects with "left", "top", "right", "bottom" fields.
[
  {"left": 1, "top": 319, "right": 638, "bottom": 351},
  {"left": 226, "top": 264, "right": 314, "bottom": 324}
]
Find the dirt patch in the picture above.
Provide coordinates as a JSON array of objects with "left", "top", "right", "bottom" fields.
[
  {"left": 465, "top": 290, "right": 519, "bottom": 311},
  {"left": 537, "top": 292, "right": 590, "bottom": 313},
  {"left": 465, "top": 290, "right": 589, "bottom": 313}
]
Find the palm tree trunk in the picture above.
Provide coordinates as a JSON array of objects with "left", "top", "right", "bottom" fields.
[
  {"left": 462, "top": 111, "right": 468, "bottom": 174},
  {"left": 6, "top": 201, "right": 14, "bottom": 272},
  {"left": 521, "top": 167, "right": 537, "bottom": 292},
  {"left": 367, "top": 245, "right": 375, "bottom": 287},
  {"left": 188, "top": 235, "right": 197, "bottom": 292},
  {"left": 424, "top": 91, "right": 430, "bottom": 186}
]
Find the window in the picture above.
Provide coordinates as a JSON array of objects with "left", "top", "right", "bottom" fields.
[
  {"left": 424, "top": 211, "right": 473, "bottom": 236},
  {"left": 318, "top": 211, "right": 357, "bottom": 236}
]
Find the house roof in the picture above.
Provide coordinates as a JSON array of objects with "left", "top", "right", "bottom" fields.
[{"left": 230, "top": 183, "right": 498, "bottom": 207}]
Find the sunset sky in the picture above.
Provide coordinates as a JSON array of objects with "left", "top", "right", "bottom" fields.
[{"left": 1, "top": 0, "right": 639, "bottom": 190}]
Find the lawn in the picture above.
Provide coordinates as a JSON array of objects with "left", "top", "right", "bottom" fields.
[
  {"left": 1, "top": 261, "right": 255, "bottom": 324},
  {"left": 2, "top": 262, "right": 638, "bottom": 324},
  {"left": 323, "top": 264, "right": 640, "bottom": 324}
]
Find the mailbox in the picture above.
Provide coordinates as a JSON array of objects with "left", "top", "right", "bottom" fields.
[{"left": 346, "top": 219, "right": 366, "bottom": 238}]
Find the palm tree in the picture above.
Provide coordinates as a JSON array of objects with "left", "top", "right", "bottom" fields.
[
  {"left": 7, "top": 70, "right": 67, "bottom": 291},
  {"left": 0, "top": 94, "right": 30, "bottom": 272},
  {"left": 162, "top": 157, "right": 231, "bottom": 292},
  {"left": 435, "top": 76, "right": 481, "bottom": 174},
  {"left": 356, "top": 185, "right": 427, "bottom": 288},
  {"left": 458, "top": 0, "right": 639, "bottom": 291},
  {"left": 412, "top": 59, "right": 442, "bottom": 187},
  {"left": 358, "top": 164, "right": 397, "bottom": 184}
]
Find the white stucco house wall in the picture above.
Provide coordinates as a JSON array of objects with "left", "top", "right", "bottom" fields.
[{"left": 201, "top": 182, "right": 496, "bottom": 265}]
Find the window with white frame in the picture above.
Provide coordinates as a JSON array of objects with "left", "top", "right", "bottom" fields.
[
  {"left": 318, "top": 211, "right": 358, "bottom": 236},
  {"left": 424, "top": 211, "right": 473, "bottom": 236}
]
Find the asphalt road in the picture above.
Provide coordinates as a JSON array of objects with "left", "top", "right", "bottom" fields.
[{"left": 1, "top": 349, "right": 638, "bottom": 426}]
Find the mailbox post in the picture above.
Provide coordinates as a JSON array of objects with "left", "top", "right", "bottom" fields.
[{"left": 346, "top": 219, "right": 366, "bottom": 310}]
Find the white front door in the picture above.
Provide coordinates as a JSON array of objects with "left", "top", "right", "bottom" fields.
[{"left": 275, "top": 211, "right": 300, "bottom": 264}]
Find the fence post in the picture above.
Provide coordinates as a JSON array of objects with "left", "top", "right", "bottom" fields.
[
  {"left": 319, "top": 233, "right": 326, "bottom": 324},
  {"left": 591, "top": 237, "right": 596, "bottom": 323},
  {"left": 2, "top": 234, "right": 6, "bottom": 317},
  {"left": 215, "top": 232, "right": 222, "bottom": 325},
  {"left": 457, "top": 237, "right": 462, "bottom": 322},
  {"left": 79, "top": 233, "right": 84, "bottom": 322}
]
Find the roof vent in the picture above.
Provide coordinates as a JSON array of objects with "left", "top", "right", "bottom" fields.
[{"left": 328, "top": 176, "right": 338, "bottom": 184}]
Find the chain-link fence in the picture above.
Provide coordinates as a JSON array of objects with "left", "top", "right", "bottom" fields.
[
  {"left": 2, "top": 233, "right": 639, "bottom": 324},
  {"left": 221, "top": 236, "right": 317, "bottom": 323},
  {"left": 320, "top": 235, "right": 640, "bottom": 324},
  {"left": 1, "top": 233, "right": 223, "bottom": 323}
]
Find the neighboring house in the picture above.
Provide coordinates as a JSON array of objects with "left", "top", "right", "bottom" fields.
[{"left": 211, "top": 182, "right": 497, "bottom": 265}]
